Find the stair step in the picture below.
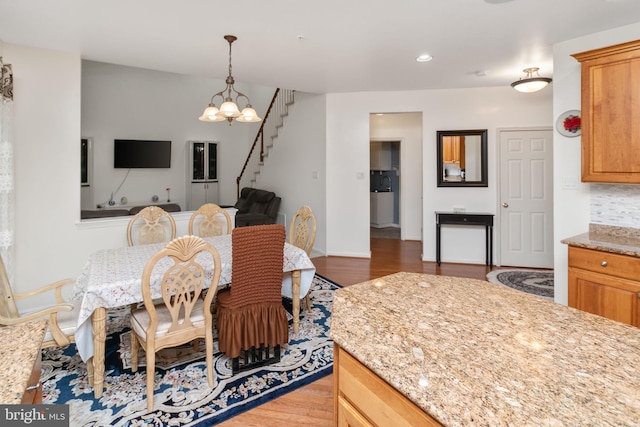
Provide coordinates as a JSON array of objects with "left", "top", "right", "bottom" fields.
[{"left": 241, "top": 89, "right": 294, "bottom": 187}]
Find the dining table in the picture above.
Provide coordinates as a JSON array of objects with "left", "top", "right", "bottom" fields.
[{"left": 71, "top": 234, "right": 316, "bottom": 398}]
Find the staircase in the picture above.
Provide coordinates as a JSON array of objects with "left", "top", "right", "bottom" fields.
[{"left": 236, "top": 88, "right": 295, "bottom": 197}]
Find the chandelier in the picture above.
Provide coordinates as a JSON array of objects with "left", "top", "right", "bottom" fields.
[
  {"left": 199, "top": 35, "right": 262, "bottom": 124},
  {"left": 510, "top": 67, "right": 552, "bottom": 93}
]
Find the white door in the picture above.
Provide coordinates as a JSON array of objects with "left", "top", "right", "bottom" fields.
[{"left": 499, "top": 128, "right": 553, "bottom": 268}]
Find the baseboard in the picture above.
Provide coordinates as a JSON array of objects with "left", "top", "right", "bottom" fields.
[{"left": 326, "top": 250, "right": 370, "bottom": 258}]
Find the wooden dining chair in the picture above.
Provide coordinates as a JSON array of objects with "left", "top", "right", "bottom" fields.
[
  {"left": 129, "top": 235, "right": 221, "bottom": 412},
  {"left": 188, "top": 203, "right": 232, "bottom": 237},
  {"left": 0, "top": 255, "right": 78, "bottom": 348},
  {"left": 126, "top": 206, "right": 176, "bottom": 246},
  {"left": 289, "top": 205, "right": 316, "bottom": 310},
  {"left": 215, "top": 224, "right": 289, "bottom": 373}
]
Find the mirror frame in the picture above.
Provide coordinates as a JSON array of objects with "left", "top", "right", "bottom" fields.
[{"left": 437, "top": 129, "right": 488, "bottom": 188}]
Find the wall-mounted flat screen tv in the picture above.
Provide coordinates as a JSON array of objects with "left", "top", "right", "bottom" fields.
[{"left": 114, "top": 139, "right": 171, "bottom": 168}]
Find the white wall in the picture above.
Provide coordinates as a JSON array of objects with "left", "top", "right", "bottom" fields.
[
  {"left": 7, "top": 43, "right": 83, "bottom": 307},
  {"left": 81, "top": 60, "right": 273, "bottom": 209},
  {"left": 370, "top": 112, "right": 422, "bottom": 241},
  {"left": 552, "top": 22, "right": 640, "bottom": 306},
  {"left": 250, "top": 92, "right": 327, "bottom": 257},
  {"left": 325, "top": 88, "right": 552, "bottom": 262}
]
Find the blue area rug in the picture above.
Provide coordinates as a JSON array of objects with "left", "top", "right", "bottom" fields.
[{"left": 40, "top": 274, "right": 339, "bottom": 426}]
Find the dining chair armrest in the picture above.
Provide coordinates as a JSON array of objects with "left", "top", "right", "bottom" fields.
[
  {"left": 0, "top": 303, "right": 74, "bottom": 325},
  {"left": 13, "top": 279, "right": 76, "bottom": 304}
]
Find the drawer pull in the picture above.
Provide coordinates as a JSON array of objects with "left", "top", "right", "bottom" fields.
[
  {"left": 25, "top": 382, "right": 40, "bottom": 391},
  {"left": 601, "top": 261, "right": 608, "bottom": 267}
]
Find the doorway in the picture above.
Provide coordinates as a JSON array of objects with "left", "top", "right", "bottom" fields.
[
  {"left": 498, "top": 128, "right": 554, "bottom": 268},
  {"left": 370, "top": 140, "right": 401, "bottom": 239},
  {"left": 369, "top": 111, "right": 423, "bottom": 244}
]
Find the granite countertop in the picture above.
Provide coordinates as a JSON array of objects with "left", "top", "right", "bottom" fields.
[
  {"left": 0, "top": 320, "right": 47, "bottom": 404},
  {"left": 561, "top": 223, "right": 640, "bottom": 257},
  {"left": 330, "top": 272, "right": 640, "bottom": 427}
]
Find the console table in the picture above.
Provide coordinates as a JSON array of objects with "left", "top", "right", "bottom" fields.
[{"left": 435, "top": 211, "right": 494, "bottom": 268}]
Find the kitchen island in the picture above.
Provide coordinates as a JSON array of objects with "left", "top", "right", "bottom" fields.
[{"left": 330, "top": 272, "right": 640, "bottom": 426}]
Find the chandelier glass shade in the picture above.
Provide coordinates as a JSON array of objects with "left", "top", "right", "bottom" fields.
[
  {"left": 511, "top": 67, "right": 552, "bottom": 93},
  {"left": 199, "top": 35, "right": 262, "bottom": 124}
]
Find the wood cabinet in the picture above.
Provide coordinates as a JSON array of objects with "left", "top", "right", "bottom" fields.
[
  {"left": 334, "top": 344, "right": 442, "bottom": 427},
  {"left": 572, "top": 40, "right": 640, "bottom": 183},
  {"left": 370, "top": 141, "right": 392, "bottom": 170},
  {"left": 568, "top": 246, "right": 640, "bottom": 327},
  {"left": 442, "top": 136, "right": 465, "bottom": 168}
]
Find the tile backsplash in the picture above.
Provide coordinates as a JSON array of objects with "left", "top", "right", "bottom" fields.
[{"left": 591, "top": 184, "right": 640, "bottom": 228}]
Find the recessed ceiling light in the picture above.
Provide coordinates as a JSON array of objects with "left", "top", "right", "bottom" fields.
[{"left": 416, "top": 54, "right": 433, "bottom": 63}]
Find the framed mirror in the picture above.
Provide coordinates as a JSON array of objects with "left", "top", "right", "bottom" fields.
[{"left": 437, "top": 129, "right": 488, "bottom": 187}]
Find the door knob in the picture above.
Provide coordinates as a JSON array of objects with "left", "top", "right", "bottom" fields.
[{"left": 502, "top": 202, "right": 509, "bottom": 208}]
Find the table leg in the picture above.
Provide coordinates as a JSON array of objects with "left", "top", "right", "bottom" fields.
[
  {"left": 91, "top": 307, "right": 106, "bottom": 398},
  {"left": 485, "top": 225, "right": 490, "bottom": 266},
  {"left": 489, "top": 225, "right": 493, "bottom": 269},
  {"left": 436, "top": 224, "right": 441, "bottom": 266},
  {"left": 86, "top": 357, "right": 94, "bottom": 387},
  {"left": 292, "top": 270, "right": 301, "bottom": 333}
]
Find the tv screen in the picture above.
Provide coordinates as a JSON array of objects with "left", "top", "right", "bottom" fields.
[{"left": 114, "top": 139, "right": 171, "bottom": 168}]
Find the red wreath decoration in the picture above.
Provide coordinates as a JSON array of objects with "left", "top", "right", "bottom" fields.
[{"left": 563, "top": 115, "right": 581, "bottom": 133}]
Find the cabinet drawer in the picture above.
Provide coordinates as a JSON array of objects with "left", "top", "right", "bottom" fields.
[
  {"left": 568, "top": 246, "right": 640, "bottom": 282},
  {"left": 336, "top": 346, "right": 442, "bottom": 427}
]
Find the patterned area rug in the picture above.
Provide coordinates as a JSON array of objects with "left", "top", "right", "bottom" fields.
[
  {"left": 40, "top": 274, "right": 339, "bottom": 427},
  {"left": 486, "top": 269, "right": 554, "bottom": 300}
]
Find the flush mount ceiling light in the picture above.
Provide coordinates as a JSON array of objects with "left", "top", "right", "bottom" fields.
[
  {"left": 199, "top": 35, "right": 262, "bottom": 125},
  {"left": 511, "top": 67, "right": 552, "bottom": 93},
  {"left": 416, "top": 54, "right": 433, "bottom": 62}
]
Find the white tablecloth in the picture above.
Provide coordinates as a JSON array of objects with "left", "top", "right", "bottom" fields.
[{"left": 71, "top": 234, "right": 316, "bottom": 362}]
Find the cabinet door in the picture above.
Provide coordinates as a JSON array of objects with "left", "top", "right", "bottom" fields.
[
  {"left": 370, "top": 141, "right": 391, "bottom": 170},
  {"left": 568, "top": 267, "right": 640, "bottom": 326},
  {"left": 192, "top": 142, "right": 206, "bottom": 180},
  {"left": 206, "top": 142, "right": 217, "bottom": 180},
  {"left": 189, "top": 182, "right": 218, "bottom": 210},
  {"left": 442, "top": 136, "right": 455, "bottom": 163},
  {"left": 573, "top": 40, "right": 640, "bottom": 183},
  {"left": 205, "top": 182, "right": 219, "bottom": 204},
  {"left": 458, "top": 136, "right": 466, "bottom": 169},
  {"left": 190, "top": 182, "right": 207, "bottom": 210},
  {"left": 338, "top": 396, "right": 374, "bottom": 427},
  {"left": 190, "top": 141, "right": 218, "bottom": 181},
  {"left": 442, "top": 136, "right": 464, "bottom": 165}
]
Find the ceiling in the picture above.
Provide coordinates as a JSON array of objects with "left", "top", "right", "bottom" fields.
[{"left": 1, "top": 0, "right": 640, "bottom": 94}]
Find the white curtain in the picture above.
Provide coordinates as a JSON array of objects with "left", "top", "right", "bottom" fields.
[{"left": 0, "top": 46, "right": 15, "bottom": 283}]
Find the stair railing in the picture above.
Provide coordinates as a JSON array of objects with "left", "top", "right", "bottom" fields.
[{"left": 236, "top": 88, "right": 293, "bottom": 198}]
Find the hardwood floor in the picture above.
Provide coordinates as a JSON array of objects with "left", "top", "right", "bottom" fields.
[{"left": 217, "top": 238, "right": 493, "bottom": 426}]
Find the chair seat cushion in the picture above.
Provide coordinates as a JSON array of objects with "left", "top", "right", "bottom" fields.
[
  {"left": 41, "top": 303, "right": 80, "bottom": 345},
  {"left": 216, "top": 289, "right": 289, "bottom": 359},
  {"left": 131, "top": 299, "right": 206, "bottom": 339}
]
